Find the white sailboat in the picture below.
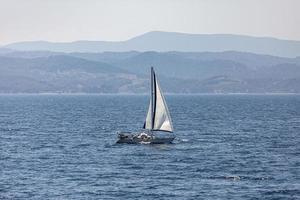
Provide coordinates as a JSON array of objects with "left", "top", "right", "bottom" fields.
[{"left": 117, "top": 67, "right": 175, "bottom": 144}]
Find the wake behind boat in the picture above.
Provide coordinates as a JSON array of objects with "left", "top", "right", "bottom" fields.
[{"left": 117, "top": 67, "right": 175, "bottom": 144}]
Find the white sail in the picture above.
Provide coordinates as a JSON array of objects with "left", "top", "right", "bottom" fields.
[
  {"left": 144, "top": 67, "right": 173, "bottom": 132},
  {"left": 144, "top": 101, "right": 152, "bottom": 129},
  {"left": 153, "top": 79, "right": 173, "bottom": 132}
]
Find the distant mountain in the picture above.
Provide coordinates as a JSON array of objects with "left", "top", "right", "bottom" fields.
[
  {"left": 93, "top": 51, "right": 298, "bottom": 80},
  {"left": 0, "top": 55, "right": 143, "bottom": 93},
  {"left": 3, "top": 31, "right": 300, "bottom": 57},
  {"left": 0, "top": 50, "right": 299, "bottom": 93}
]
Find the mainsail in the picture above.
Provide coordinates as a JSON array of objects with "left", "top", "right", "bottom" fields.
[{"left": 144, "top": 67, "right": 174, "bottom": 132}]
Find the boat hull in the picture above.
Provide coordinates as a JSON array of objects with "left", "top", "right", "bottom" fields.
[{"left": 116, "top": 132, "right": 175, "bottom": 144}]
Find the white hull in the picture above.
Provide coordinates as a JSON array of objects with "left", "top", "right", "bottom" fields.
[{"left": 117, "top": 131, "right": 175, "bottom": 144}]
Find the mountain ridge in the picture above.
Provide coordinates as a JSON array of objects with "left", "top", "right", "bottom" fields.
[
  {"left": 0, "top": 50, "right": 299, "bottom": 93},
  {"left": 4, "top": 31, "right": 300, "bottom": 57}
]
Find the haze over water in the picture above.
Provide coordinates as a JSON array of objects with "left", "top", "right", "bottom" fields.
[{"left": 1, "top": 94, "right": 299, "bottom": 199}]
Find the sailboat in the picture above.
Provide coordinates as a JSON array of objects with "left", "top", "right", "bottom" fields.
[{"left": 117, "top": 67, "right": 175, "bottom": 144}]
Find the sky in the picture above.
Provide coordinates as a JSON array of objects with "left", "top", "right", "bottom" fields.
[{"left": 0, "top": 0, "right": 299, "bottom": 45}]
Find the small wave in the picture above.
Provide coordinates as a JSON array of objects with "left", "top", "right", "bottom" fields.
[
  {"left": 174, "top": 138, "right": 189, "bottom": 144},
  {"left": 0, "top": 127, "right": 29, "bottom": 132},
  {"left": 140, "top": 141, "right": 151, "bottom": 144},
  {"left": 205, "top": 175, "right": 273, "bottom": 181},
  {"left": 262, "top": 189, "right": 300, "bottom": 196},
  {"left": 181, "top": 139, "right": 189, "bottom": 142},
  {"left": 72, "top": 143, "right": 91, "bottom": 149},
  {"left": 205, "top": 175, "right": 241, "bottom": 181},
  {"left": 225, "top": 175, "right": 241, "bottom": 181},
  {"left": 104, "top": 143, "right": 115, "bottom": 148}
]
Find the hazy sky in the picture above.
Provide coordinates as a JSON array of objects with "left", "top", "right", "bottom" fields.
[{"left": 0, "top": 0, "right": 299, "bottom": 45}]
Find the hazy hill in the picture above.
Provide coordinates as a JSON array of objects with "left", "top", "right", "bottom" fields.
[
  {"left": 0, "top": 55, "right": 143, "bottom": 93},
  {"left": 0, "top": 50, "right": 299, "bottom": 93},
  {"left": 4, "top": 31, "right": 300, "bottom": 57}
]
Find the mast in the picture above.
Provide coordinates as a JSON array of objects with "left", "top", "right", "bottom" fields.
[{"left": 150, "top": 67, "right": 156, "bottom": 130}]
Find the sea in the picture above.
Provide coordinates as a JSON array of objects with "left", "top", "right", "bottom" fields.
[{"left": 0, "top": 94, "right": 299, "bottom": 199}]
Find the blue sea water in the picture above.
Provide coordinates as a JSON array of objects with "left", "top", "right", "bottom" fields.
[{"left": 0, "top": 94, "right": 299, "bottom": 199}]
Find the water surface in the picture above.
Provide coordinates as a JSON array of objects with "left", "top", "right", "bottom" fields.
[{"left": 1, "top": 94, "right": 299, "bottom": 199}]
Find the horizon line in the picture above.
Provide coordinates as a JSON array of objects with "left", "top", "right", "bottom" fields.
[{"left": 2, "top": 30, "right": 300, "bottom": 47}]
